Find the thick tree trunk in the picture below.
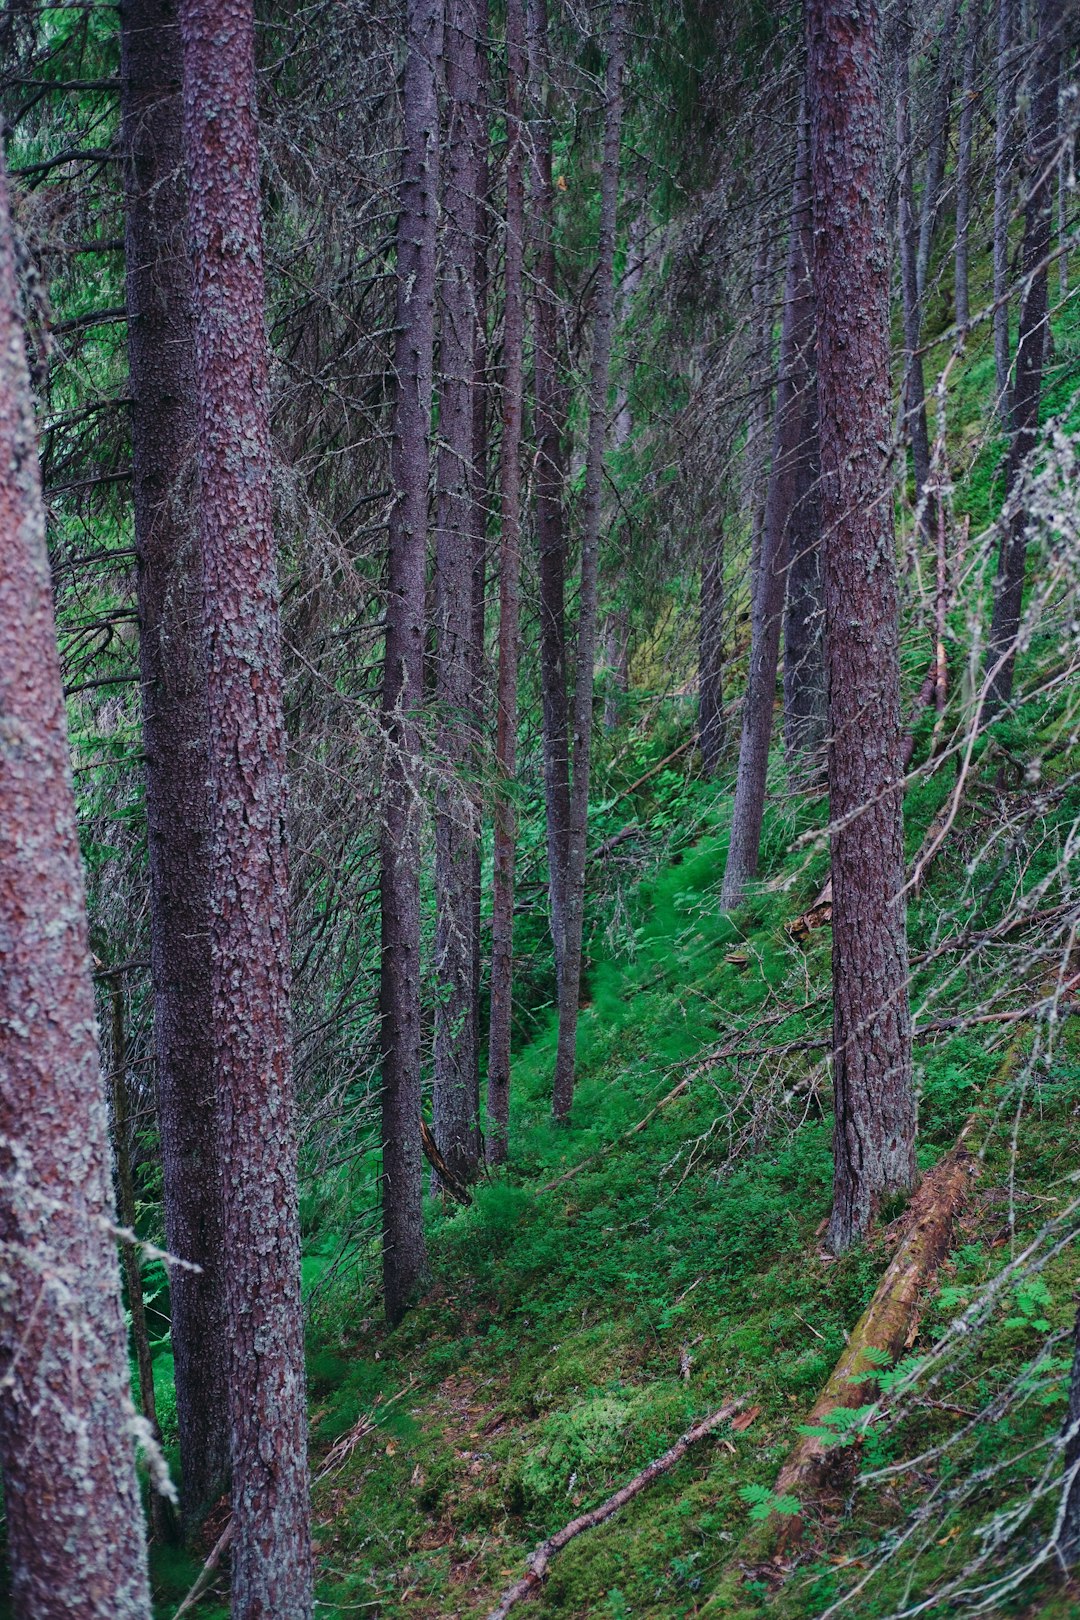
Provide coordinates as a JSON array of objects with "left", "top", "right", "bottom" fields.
[
  {"left": 807, "top": 0, "right": 917, "bottom": 1254},
  {"left": 782, "top": 366, "right": 825, "bottom": 772},
  {"left": 0, "top": 152, "right": 153, "bottom": 1620},
  {"left": 487, "top": 0, "right": 527, "bottom": 1168},
  {"left": 954, "top": 0, "right": 980, "bottom": 332},
  {"left": 552, "top": 0, "right": 626, "bottom": 1121},
  {"left": 699, "top": 519, "right": 726, "bottom": 775},
  {"left": 528, "top": 0, "right": 571, "bottom": 985},
  {"left": 986, "top": 0, "right": 1061, "bottom": 711},
  {"left": 119, "top": 0, "right": 228, "bottom": 1535},
  {"left": 994, "top": 0, "right": 1016, "bottom": 426},
  {"left": 896, "top": 27, "right": 935, "bottom": 534},
  {"left": 179, "top": 3, "right": 313, "bottom": 1614},
  {"left": 722, "top": 100, "right": 815, "bottom": 909},
  {"left": 380, "top": 0, "right": 440, "bottom": 1322},
  {"left": 433, "top": 0, "right": 485, "bottom": 1186}
]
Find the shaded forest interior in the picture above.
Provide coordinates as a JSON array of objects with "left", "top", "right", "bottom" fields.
[{"left": 5, "top": 0, "right": 1080, "bottom": 1616}]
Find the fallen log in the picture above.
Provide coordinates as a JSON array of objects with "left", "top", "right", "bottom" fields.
[
  {"left": 420, "top": 1117, "right": 473, "bottom": 1206},
  {"left": 485, "top": 1400, "right": 743, "bottom": 1620}
]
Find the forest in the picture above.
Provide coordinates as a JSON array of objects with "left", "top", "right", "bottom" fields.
[{"left": 1, "top": 0, "right": 1080, "bottom": 1615}]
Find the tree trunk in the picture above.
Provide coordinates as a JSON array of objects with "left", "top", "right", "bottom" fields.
[
  {"left": 602, "top": 203, "right": 646, "bottom": 732},
  {"left": 380, "top": 0, "right": 440, "bottom": 1322},
  {"left": 0, "top": 151, "right": 153, "bottom": 1620},
  {"left": 528, "top": 0, "right": 572, "bottom": 986},
  {"left": 994, "top": 0, "right": 1016, "bottom": 426},
  {"left": 896, "top": 24, "right": 935, "bottom": 535},
  {"left": 782, "top": 357, "right": 826, "bottom": 773},
  {"left": 433, "top": 0, "right": 485, "bottom": 1186},
  {"left": 699, "top": 516, "right": 726, "bottom": 775},
  {"left": 119, "top": 0, "right": 228, "bottom": 1535},
  {"left": 179, "top": 3, "right": 313, "bottom": 1613},
  {"left": 551, "top": 0, "right": 627, "bottom": 1121},
  {"left": 986, "top": 0, "right": 1062, "bottom": 711},
  {"left": 487, "top": 0, "right": 527, "bottom": 1168},
  {"left": 722, "top": 97, "right": 815, "bottom": 909},
  {"left": 107, "top": 972, "right": 176, "bottom": 1546},
  {"left": 954, "top": 0, "right": 981, "bottom": 332},
  {"left": 915, "top": 0, "right": 961, "bottom": 304},
  {"left": 807, "top": 0, "right": 917, "bottom": 1254},
  {"left": 1060, "top": 1304, "right": 1080, "bottom": 1562}
]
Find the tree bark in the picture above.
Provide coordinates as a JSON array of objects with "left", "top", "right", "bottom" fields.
[
  {"left": 1060, "top": 1303, "right": 1080, "bottom": 1562},
  {"left": 954, "top": 0, "right": 981, "bottom": 332},
  {"left": 433, "top": 0, "right": 485, "bottom": 1186},
  {"left": 487, "top": 0, "right": 527, "bottom": 1168},
  {"left": 179, "top": 3, "right": 313, "bottom": 1614},
  {"left": 986, "top": 0, "right": 1062, "bottom": 711},
  {"left": 807, "top": 0, "right": 917, "bottom": 1254},
  {"left": 782, "top": 361, "right": 825, "bottom": 773},
  {"left": 0, "top": 150, "right": 153, "bottom": 1620},
  {"left": 722, "top": 98, "right": 815, "bottom": 909},
  {"left": 896, "top": 23, "right": 935, "bottom": 535},
  {"left": 119, "top": 0, "right": 228, "bottom": 1535},
  {"left": 380, "top": 0, "right": 440, "bottom": 1322},
  {"left": 602, "top": 203, "right": 646, "bottom": 732},
  {"left": 528, "top": 0, "right": 571, "bottom": 986},
  {"left": 994, "top": 0, "right": 1016, "bottom": 426},
  {"left": 552, "top": 0, "right": 626, "bottom": 1121}
]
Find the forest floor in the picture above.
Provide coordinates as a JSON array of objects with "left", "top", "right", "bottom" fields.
[{"left": 151, "top": 713, "right": 1080, "bottom": 1619}]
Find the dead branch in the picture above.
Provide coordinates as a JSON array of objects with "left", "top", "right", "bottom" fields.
[
  {"left": 420, "top": 1118, "right": 473, "bottom": 1206},
  {"left": 540, "top": 1076, "right": 690, "bottom": 1191},
  {"left": 485, "top": 1400, "right": 743, "bottom": 1620}
]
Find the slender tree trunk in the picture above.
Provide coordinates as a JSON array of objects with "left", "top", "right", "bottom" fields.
[
  {"left": 0, "top": 151, "right": 153, "bottom": 1620},
  {"left": 1058, "top": 117, "right": 1069, "bottom": 298},
  {"left": 994, "top": 0, "right": 1016, "bottom": 426},
  {"left": 1060, "top": 1307, "right": 1080, "bottom": 1562},
  {"left": 602, "top": 203, "right": 646, "bottom": 732},
  {"left": 722, "top": 99, "right": 815, "bottom": 909},
  {"left": 107, "top": 973, "right": 176, "bottom": 1545},
  {"left": 699, "top": 514, "right": 726, "bottom": 776},
  {"left": 807, "top": 0, "right": 917, "bottom": 1254},
  {"left": 380, "top": 0, "right": 440, "bottom": 1322},
  {"left": 528, "top": 0, "right": 571, "bottom": 985},
  {"left": 986, "top": 0, "right": 1062, "bottom": 710},
  {"left": 552, "top": 0, "right": 626, "bottom": 1121},
  {"left": 119, "top": 0, "right": 228, "bottom": 1534},
  {"left": 433, "top": 0, "right": 485, "bottom": 1185},
  {"left": 487, "top": 0, "right": 527, "bottom": 1168},
  {"left": 179, "top": 4, "right": 313, "bottom": 1613},
  {"left": 954, "top": 0, "right": 981, "bottom": 331},
  {"left": 915, "top": 0, "right": 961, "bottom": 304},
  {"left": 897, "top": 25, "right": 935, "bottom": 534}
]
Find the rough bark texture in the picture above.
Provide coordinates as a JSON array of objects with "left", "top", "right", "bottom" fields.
[
  {"left": 782, "top": 353, "right": 825, "bottom": 772},
  {"left": 722, "top": 103, "right": 814, "bottom": 909},
  {"left": 1061, "top": 1302, "right": 1080, "bottom": 1562},
  {"left": 179, "top": 3, "right": 313, "bottom": 1614},
  {"left": 698, "top": 519, "right": 726, "bottom": 775},
  {"left": 487, "top": 0, "right": 527, "bottom": 1167},
  {"left": 528, "top": 0, "right": 571, "bottom": 984},
  {"left": 0, "top": 152, "right": 153, "bottom": 1620},
  {"left": 953, "top": 0, "right": 980, "bottom": 331},
  {"left": 380, "top": 0, "right": 440, "bottom": 1321},
  {"left": 120, "top": 0, "right": 228, "bottom": 1533},
  {"left": 552, "top": 0, "right": 626, "bottom": 1120},
  {"left": 896, "top": 27, "right": 934, "bottom": 534},
  {"left": 986, "top": 0, "right": 1061, "bottom": 711},
  {"left": 807, "top": 0, "right": 917, "bottom": 1254},
  {"left": 602, "top": 204, "right": 646, "bottom": 733},
  {"left": 433, "top": 0, "right": 485, "bottom": 1185},
  {"left": 994, "top": 0, "right": 1016, "bottom": 425}
]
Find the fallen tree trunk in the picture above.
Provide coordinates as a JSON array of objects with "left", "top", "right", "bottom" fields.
[
  {"left": 421, "top": 1117, "right": 474, "bottom": 1206},
  {"left": 770, "top": 1122, "right": 978, "bottom": 1544},
  {"left": 486, "top": 1400, "right": 743, "bottom": 1619}
]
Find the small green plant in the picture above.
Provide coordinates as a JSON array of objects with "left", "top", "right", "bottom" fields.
[{"left": 738, "top": 1483, "right": 802, "bottom": 1522}]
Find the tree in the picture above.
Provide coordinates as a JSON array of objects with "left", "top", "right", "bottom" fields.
[
  {"left": 179, "top": 0, "right": 313, "bottom": 1611},
  {"left": 721, "top": 94, "right": 815, "bottom": 909},
  {"left": 986, "top": 0, "right": 1063, "bottom": 712},
  {"left": 120, "top": 0, "right": 227, "bottom": 1533},
  {"left": 488, "top": 0, "right": 528, "bottom": 1166},
  {"left": 552, "top": 0, "right": 627, "bottom": 1120},
  {"left": 699, "top": 518, "right": 727, "bottom": 776},
  {"left": 0, "top": 150, "right": 153, "bottom": 1620},
  {"left": 380, "top": 0, "right": 441, "bottom": 1319},
  {"left": 528, "top": 0, "right": 572, "bottom": 985},
  {"left": 782, "top": 341, "right": 825, "bottom": 771},
  {"left": 896, "top": 17, "right": 935, "bottom": 536},
  {"left": 953, "top": 0, "right": 981, "bottom": 333},
  {"left": 806, "top": 0, "right": 917, "bottom": 1252},
  {"left": 994, "top": 0, "right": 1016, "bottom": 425}
]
